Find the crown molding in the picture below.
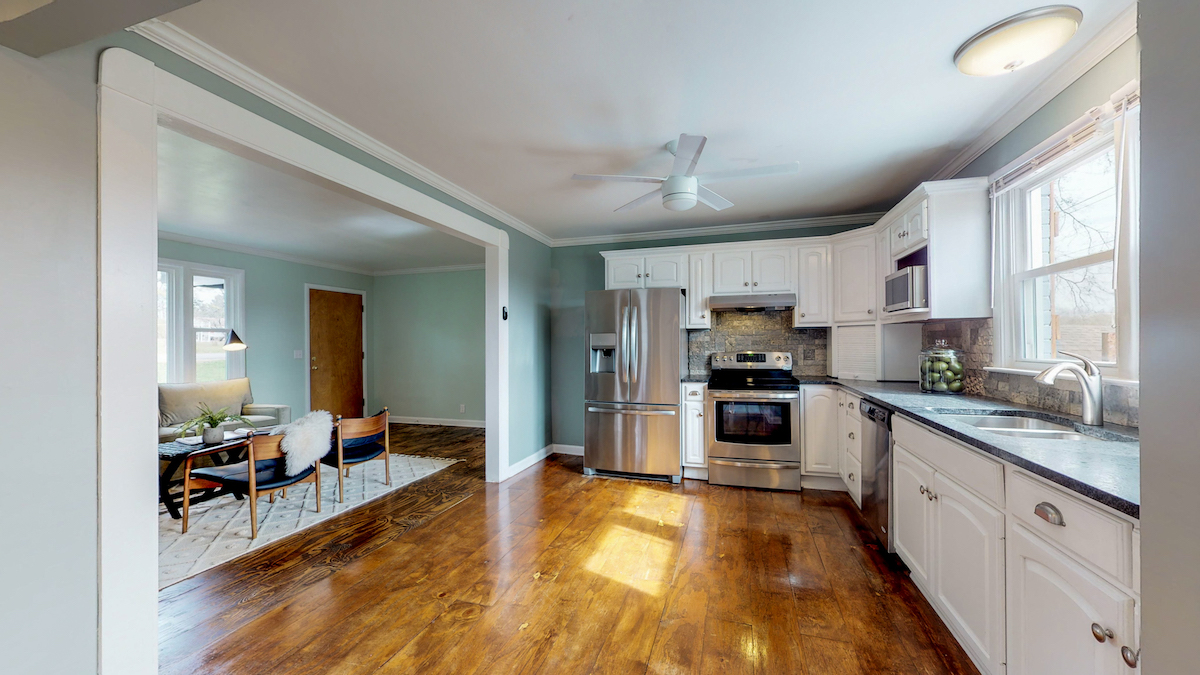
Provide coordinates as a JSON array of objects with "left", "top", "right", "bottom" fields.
[
  {"left": 130, "top": 19, "right": 555, "bottom": 247},
  {"left": 375, "top": 263, "right": 485, "bottom": 276},
  {"left": 157, "top": 231, "right": 483, "bottom": 277},
  {"left": 549, "top": 212, "right": 885, "bottom": 248},
  {"left": 930, "top": 4, "right": 1137, "bottom": 180}
]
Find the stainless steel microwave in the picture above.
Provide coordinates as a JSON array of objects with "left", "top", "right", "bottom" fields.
[{"left": 884, "top": 265, "right": 928, "bottom": 312}]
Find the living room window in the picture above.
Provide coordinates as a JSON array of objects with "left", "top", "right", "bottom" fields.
[
  {"left": 991, "top": 84, "right": 1139, "bottom": 381},
  {"left": 157, "top": 259, "right": 245, "bottom": 383}
]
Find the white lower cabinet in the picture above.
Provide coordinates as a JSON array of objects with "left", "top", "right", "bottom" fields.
[
  {"left": 893, "top": 442, "right": 935, "bottom": 589},
  {"left": 681, "top": 384, "right": 707, "bottom": 468},
  {"left": 801, "top": 386, "right": 838, "bottom": 475},
  {"left": 1007, "top": 522, "right": 1138, "bottom": 675},
  {"left": 932, "top": 471, "right": 1007, "bottom": 675},
  {"left": 841, "top": 450, "right": 862, "bottom": 508}
]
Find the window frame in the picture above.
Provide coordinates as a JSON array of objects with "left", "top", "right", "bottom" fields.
[
  {"left": 157, "top": 258, "right": 246, "bottom": 383},
  {"left": 991, "top": 114, "right": 1139, "bottom": 382}
]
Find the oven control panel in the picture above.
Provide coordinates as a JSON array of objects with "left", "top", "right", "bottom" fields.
[{"left": 711, "top": 351, "right": 792, "bottom": 370}]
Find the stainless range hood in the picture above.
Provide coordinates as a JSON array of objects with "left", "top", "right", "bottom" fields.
[{"left": 708, "top": 292, "right": 797, "bottom": 312}]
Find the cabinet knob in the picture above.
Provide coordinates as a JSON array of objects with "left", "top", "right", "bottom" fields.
[
  {"left": 919, "top": 485, "right": 927, "bottom": 495},
  {"left": 1121, "top": 646, "right": 1140, "bottom": 668},
  {"left": 753, "top": 281, "right": 759, "bottom": 286},
  {"left": 848, "top": 402, "right": 855, "bottom": 410},
  {"left": 1091, "top": 623, "right": 1114, "bottom": 643},
  {"left": 646, "top": 272, "right": 651, "bottom": 278},
  {"left": 848, "top": 432, "right": 855, "bottom": 440},
  {"left": 1034, "top": 502, "right": 1066, "bottom": 527},
  {"left": 867, "top": 309, "right": 874, "bottom": 314},
  {"left": 700, "top": 313, "right": 706, "bottom": 318},
  {"left": 744, "top": 282, "right": 749, "bottom": 287},
  {"left": 697, "top": 412, "right": 703, "bottom": 417},
  {"left": 800, "top": 312, "right": 806, "bottom": 318},
  {"left": 848, "top": 472, "right": 855, "bottom": 481},
  {"left": 637, "top": 273, "right": 642, "bottom": 278},
  {"left": 927, "top": 491, "right": 937, "bottom": 501}
]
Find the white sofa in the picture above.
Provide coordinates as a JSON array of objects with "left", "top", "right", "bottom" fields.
[{"left": 158, "top": 378, "right": 291, "bottom": 443}]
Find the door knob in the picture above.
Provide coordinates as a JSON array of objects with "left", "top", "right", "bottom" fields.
[
  {"left": 312, "top": 366, "right": 318, "bottom": 370},
  {"left": 1091, "top": 623, "right": 1114, "bottom": 643}
]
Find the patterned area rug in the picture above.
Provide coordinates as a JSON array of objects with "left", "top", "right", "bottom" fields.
[{"left": 158, "top": 454, "right": 460, "bottom": 589}]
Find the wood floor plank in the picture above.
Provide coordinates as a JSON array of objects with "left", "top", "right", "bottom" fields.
[{"left": 159, "top": 427, "right": 980, "bottom": 675}]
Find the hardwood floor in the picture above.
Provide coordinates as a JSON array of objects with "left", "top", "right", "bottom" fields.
[{"left": 159, "top": 424, "right": 980, "bottom": 675}]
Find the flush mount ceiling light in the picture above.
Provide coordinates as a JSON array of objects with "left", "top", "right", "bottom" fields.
[{"left": 954, "top": 5, "right": 1083, "bottom": 76}]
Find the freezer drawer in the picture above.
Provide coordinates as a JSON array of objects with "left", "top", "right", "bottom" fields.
[
  {"left": 584, "top": 402, "right": 681, "bottom": 478},
  {"left": 708, "top": 457, "right": 801, "bottom": 491}
]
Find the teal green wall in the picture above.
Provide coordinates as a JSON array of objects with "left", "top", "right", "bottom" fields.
[
  {"left": 374, "top": 270, "right": 486, "bottom": 422},
  {"left": 158, "top": 239, "right": 376, "bottom": 417},
  {"left": 957, "top": 38, "right": 1140, "bottom": 178},
  {"left": 549, "top": 224, "right": 870, "bottom": 446},
  {"left": 91, "top": 31, "right": 552, "bottom": 465}
]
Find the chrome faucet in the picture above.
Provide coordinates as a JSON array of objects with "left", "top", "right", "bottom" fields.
[{"left": 1034, "top": 351, "right": 1104, "bottom": 426}]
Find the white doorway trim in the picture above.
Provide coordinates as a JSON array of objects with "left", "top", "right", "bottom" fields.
[
  {"left": 97, "top": 48, "right": 510, "bottom": 675},
  {"left": 303, "top": 284, "right": 368, "bottom": 417}
]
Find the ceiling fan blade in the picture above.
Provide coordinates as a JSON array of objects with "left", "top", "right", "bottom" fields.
[
  {"left": 615, "top": 188, "right": 662, "bottom": 213},
  {"left": 572, "top": 173, "right": 663, "bottom": 184},
  {"left": 697, "top": 186, "right": 734, "bottom": 211},
  {"left": 695, "top": 161, "right": 800, "bottom": 184},
  {"left": 671, "top": 134, "right": 707, "bottom": 176}
]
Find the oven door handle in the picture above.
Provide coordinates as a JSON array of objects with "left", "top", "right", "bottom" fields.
[
  {"left": 709, "top": 458, "right": 798, "bottom": 470},
  {"left": 707, "top": 391, "right": 800, "bottom": 400}
]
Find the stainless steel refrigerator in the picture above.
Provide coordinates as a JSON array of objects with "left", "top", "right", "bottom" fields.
[{"left": 583, "top": 288, "right": 684, "bottom": 482}]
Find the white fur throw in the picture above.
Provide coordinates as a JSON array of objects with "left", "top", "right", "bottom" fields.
[{"left": 277, "top": 410, "right": 333, "bottom": 476}]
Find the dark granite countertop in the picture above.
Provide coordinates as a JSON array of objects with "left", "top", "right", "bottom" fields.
[
  {"left": 811, "top": 380, "right": 1140, "bottom": 519},
  {"left": 681, "top": 376, "right": 710, "bottom": 383}
]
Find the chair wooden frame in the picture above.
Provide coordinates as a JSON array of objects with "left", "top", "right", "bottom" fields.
[
  {"left": 182, "top": 431, "right": 322, "bottom": 539},
  {"left": 327, "top": 408, "right": 391, "bottom": 503}
]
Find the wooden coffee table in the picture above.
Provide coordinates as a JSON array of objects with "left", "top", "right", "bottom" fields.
[{"left": 158, "top": 438, "right": 248, "bottom": 520}]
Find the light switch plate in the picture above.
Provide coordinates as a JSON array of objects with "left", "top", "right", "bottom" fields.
[{"left": 294, "top": 350, "right": 303, "bottom": 359}]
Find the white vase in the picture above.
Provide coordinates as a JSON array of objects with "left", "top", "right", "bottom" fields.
[{"left": 202, "top": 426, "right": 224, "bottom": 444}]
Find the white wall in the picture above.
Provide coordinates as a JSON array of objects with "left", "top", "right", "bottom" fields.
[
  {"left": 1138, "top": 0, "right": 1200, "bottom": 670},
  {"left": 0, "top": 43, "right": 100, "bottom": 674}
]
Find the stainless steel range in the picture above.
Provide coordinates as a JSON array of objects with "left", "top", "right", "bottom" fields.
[{"left": 706, "top": 351, "right": 802, "bottom": 491}]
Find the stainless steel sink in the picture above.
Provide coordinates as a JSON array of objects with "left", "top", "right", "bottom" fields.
[{"left": 939, "top": 413, "right": 1096, "bottom": 441}]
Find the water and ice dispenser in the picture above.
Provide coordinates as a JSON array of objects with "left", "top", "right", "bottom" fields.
[{"left": 589, "top": 333, "right": 617, "bottom": 373}]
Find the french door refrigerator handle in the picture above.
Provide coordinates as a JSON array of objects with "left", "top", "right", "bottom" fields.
[
  {"left": 587, "top": 407, "right": 677, "bottom": 416},
  {"left": 620, "top": 305, "right": 630, "bottom": 384},
  {"left": 630, "top": 305, "right": 639, "bottom": 385}
]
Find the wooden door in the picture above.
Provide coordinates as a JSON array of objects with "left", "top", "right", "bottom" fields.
[
  {"left": 932, "top": 472, "right": 1007, "bottom": 675},
  {"left": 1007, "top": 522, "right": 1136, "bottom": 675},
  {"left": 309, "top": 289, "right": 364, "bottom": 419},
  {"left": 893, "top": 442, "right": 935, "bottom": 589}
]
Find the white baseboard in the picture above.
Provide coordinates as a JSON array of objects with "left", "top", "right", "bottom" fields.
[
  {"left": 504, "top": 443, "right": 553, "bottom": 479},
  {"left": 391, "top": 416, "right": 485, "bottom": 428},
  {"left": 801, "top": 474, "right": 849, "bottom": 492},
  {"left": 551, "top": 444, "right": 584, "bottom": 456}
]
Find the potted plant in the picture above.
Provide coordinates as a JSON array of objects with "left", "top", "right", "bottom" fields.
[{"left": 178, "top": 403, "right": 256, "bottom": 444}]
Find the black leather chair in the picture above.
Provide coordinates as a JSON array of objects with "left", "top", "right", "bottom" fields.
[
  {"left": 322, "top": 408, "right": 390, "bottom": 503},
  {"left": 182, "top": 431, "right": 322, "bottom": 539}
]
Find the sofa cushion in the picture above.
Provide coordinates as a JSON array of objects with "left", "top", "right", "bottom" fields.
[{"left": 158, "top": 378, "right": 254, "bottom": 426}]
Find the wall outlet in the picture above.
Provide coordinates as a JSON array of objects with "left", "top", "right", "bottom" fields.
[
  {"left": 459, "top": 404, "right": 465, "bottom": 413},
  {"left": 294, "top": 350, "right": 304, "bottom": 359}
]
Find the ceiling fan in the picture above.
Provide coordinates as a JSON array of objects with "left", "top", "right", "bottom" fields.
[{"left": 572, "top": 133, "right": 800, "bottom": 213}]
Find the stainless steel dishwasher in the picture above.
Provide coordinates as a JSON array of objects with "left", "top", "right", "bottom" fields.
[{"left": 859, "top": 401, "right": 893, "bottom": 553}]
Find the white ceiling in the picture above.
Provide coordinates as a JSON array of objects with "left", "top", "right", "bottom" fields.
[
  {"left": 157, "top": 126, "right": 485, "bottom": 273},
  {"left": 157, "top": 0, "right": 1133, "bottom": 242}
]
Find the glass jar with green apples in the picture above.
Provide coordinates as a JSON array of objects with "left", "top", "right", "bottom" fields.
[{"left": 919, "top": 339, "right": 965, "bottom": 394}]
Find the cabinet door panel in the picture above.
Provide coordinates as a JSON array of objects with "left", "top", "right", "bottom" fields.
[
  {"left": 645, "top": 254, "right": 684, "bottom": 288},
  {"left": 682, "top": 400, "right": 706, "bottom": 467},
  {"left": 802, "top": 386, "right": 838, "bottom": 475},
  {"left": 842, "top": 450, "right": 862, "bottom": 508},
  {"left": 1008, "top": 522, "right": 1135, "bottom": 675},
  {"left": 795, "top": 246, "right": 830, "bottom": 325},
  {"left": 751, "top": 248, "right": 792, "bottom": 292},
  {"left": 606, "top": 258, "right": 644, "bottom": 289},
  {"left": 893, "top": 443, "right": 935, "bottom": 589},
  {"left": 686, "top": 254, "right": 710, "bottom": 329},
  {"left": 932, "top": 473, "right": 1006, "bottom": 675},
  {"left": 833, "top": 236, "right": 877, "bottom": 321},
  {"left": 712, "top": 251, "right": 752, "bottom": 294}
]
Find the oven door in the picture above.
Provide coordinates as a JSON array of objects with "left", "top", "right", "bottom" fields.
[{"left": 706, "top": 390, "right": 801, "bottom": 462}]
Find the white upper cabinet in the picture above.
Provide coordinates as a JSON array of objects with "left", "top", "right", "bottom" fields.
[
  {"left": 751, "top": 249, "right": 792, "bottom": 292},
  {"left": 712, "top": 251, "right": 752, "bottom": 294},
  {"left": 794, "top": 245, "right": 830, "bottom": 326},
  {"left": 888, "top": 199, "right": 929, "bottom": 258},
  {"left": 606, "top": 256, "right": 644, "bottom": 289},
  {"left": 686, "top": 253, "right": 711, "bottom": 329},
  {"left": 644, "top": 254, "right": 685, "bottom": 288},
  {"left": 833, "top": 234, "right": 877, "bottom": 322}
]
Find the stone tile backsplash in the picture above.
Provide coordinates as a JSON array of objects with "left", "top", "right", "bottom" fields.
[
  {"left": 687, "top": 310, "right": 828, "bottom": 379},
  {"left": 922, "top": 318, "right": 1140, "bottom": 427}
]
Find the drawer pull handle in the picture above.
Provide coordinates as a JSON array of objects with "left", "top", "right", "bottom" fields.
[
  {"left": 1091, "top": 623, "right": 1114, "bottom": 643},
  {"left": 1121, "top": 646, "right": 1139, "bottom": 668},
  {"left": 1035, "top": 502, "right": 1066, "bottom": 527}
]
